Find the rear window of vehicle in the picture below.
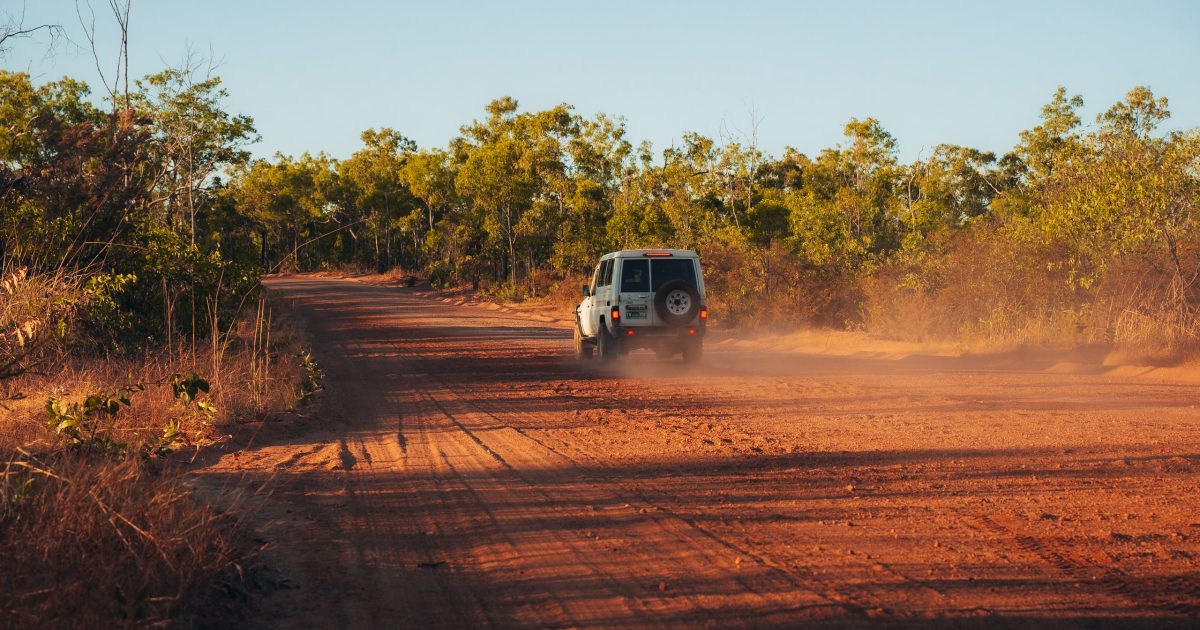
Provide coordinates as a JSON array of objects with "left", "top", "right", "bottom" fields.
[
  {"left": 651, "top": 259, "right": 697, "bottom": 291},
  {"left": 620, "top": 259, "right": 649, "bottom": 292}
]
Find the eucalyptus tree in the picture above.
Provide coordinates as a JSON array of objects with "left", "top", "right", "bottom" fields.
[
  {"left": 400, "top": 148, "right": 454, "bottom": 233},
  {"left": 548, "top": 112, "right": 630, "bottom": 272},
  {"left": 0, "top": 71, "right": 114, "bottom": 264},
  {"left": 456, "top": 135, "right": 534, "bottom": 281},
  {"left": 231, "top": 153, "right": 336, "bottom": 271},
  {"left": 1035, "top": 88, "right": 1197, "bottom": 290},
  {"left": 455, "top": 98, "right": 562, "bottom": 284},
  {"left": 336, "top": 128, "right": 418, "bottom": 270},
  {"left": 607, "top": 141, "right": 673, "bottom": 250},
  {"left": 901, "top": 144, "right": 998, "bottom": 236},
  {"left": 787, "top": 118, "right": 902, "bottom": 266},
  {"left": 131, "top": 68, "right": 257, "bottom": 244},
  {"left": 1013, "top": 87, "right": 1086, "bottom": 186}
]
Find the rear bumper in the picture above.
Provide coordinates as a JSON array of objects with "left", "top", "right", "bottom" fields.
[{"left": 610, "top": 323, "right": 704, "bottom": 349}]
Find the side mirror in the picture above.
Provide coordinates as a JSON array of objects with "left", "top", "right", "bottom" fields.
[{"left": 582, "top": 284, "right": 591, "bottom": 297}]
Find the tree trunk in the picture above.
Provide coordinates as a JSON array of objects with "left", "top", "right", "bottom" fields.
[
  {"left": 503, "top": 204, "right": 517, "bottom": 285},
  {"left": 508, "top": 234, "right": 517, "bottom": 285}
]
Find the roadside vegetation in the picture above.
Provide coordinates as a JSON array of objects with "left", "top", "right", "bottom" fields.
[
  {"left": 227, "top": 90, "right": 1198, "bottom": 360},
  {"left": 0, "top": 277, "right": 313, "bottom": 626},
  {"left": 0, "top": 15, "right": 318, "bottom": 627}
]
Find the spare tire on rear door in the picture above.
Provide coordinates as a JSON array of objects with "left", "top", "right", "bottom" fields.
[{"left": 654, "top": 279, "right": 700, "bottom": 326}]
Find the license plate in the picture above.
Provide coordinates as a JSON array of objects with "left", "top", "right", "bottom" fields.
[{"left": 626, "top": 306, "right": 647, "bottom": 319}]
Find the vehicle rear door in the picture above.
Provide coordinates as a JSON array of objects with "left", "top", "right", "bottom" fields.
[
  {"left": 617, "top": 258, "right": 651, "bottom": 326},
  {"left": 649, "top": 257, "right": 700, "bottom": 326}
]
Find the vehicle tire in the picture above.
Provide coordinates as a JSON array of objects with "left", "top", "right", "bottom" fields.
[
  {"left": 597, "top": 323, "right": 620, "bottom": 361},
  {"left": 681, "top": 340, "right": 703, "bottom": 364},
  {"left": 654, "top": 279, "right": 701, "bottom": 327},
  {"left": 573, "top": 323, "right": 593, "bottom": 361}
]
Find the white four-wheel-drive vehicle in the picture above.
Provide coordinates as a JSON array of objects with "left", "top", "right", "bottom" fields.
[{"left": 574, "top": 249, "right": 708, "bottom": 363}]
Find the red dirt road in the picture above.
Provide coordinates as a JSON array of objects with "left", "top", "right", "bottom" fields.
[{"left": 203, "top": 275, "right": 1200, "bottom": 628}]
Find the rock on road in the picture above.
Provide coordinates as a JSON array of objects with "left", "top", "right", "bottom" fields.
[{"left": 201, "top": 275, "right": 1200, "bottom": 628}]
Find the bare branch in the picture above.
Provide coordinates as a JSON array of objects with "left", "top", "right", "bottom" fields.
[
  {"left": 72, "top": 0, "right": 131, "bottom": 110},
  {"left": 108, "top": 0, "right": 132, "bottom": 109},
  {"left": 0, "top": 23, "right": 62, "bottom": 49},
  {"left": 0, "top": 1, "right": 65, "bottom": 56},
  {"left": 75, "top": 0, "right": 115, "bottom": 103}
]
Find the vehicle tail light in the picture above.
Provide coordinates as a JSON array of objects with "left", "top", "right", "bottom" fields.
[
  {"left": 644, "top": 251, "right": 672, "bottom": 257},
  {"left": 626, "top": 329, "right": 635, "bottom": 336},
  {"left": 699, "top": 307, "right": 708, "bottom": 320},
  {"left": 688, "top": 328, "right": 696, "bottom": 335},
  {"left": 611, "top": 307, "right": 620, "bottom": 321}
]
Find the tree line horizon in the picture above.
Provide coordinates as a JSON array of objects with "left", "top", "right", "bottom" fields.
[{"left": 1, "top": 67, "right": 1197, "bottom": 352}]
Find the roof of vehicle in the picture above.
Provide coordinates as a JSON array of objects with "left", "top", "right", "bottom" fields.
[{"left": 600, "top": 249, "right": 699, "bottom": 260}]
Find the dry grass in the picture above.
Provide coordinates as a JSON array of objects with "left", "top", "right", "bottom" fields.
[
  {"left": 2, "top": 297, "right": 310, "bottom": 451},
  {"left": 1091, "top": 251, "right": 1200, "bottom": 364},
  {"left": 0, "top": 265, "right": 80, "bottom": 388},
  {"left": 864, "top": 229, "right": 1200, "bottom": 363},
  {"left": 0, "top": 454, "right": 248, "bottom": 629},
  {"left": 702, "top": 240, "right": 861, "bottom": 329},
  {"left": 0, "top": 267, "right": 313, "bottom": 628},
  {"left": 509, "top": 272, "right": 589, "bottom": 318},
  {"left": 864, "top": 230, "right": 1080, "bottom": 349}
]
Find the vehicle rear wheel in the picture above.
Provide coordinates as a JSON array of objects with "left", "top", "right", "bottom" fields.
[
  {"left": 681, "top": 340, "right": 703, "bottom": 364},
  {"left": 597, "top": 324, "right": 620, "bottom": 361},
  {"left": 573, "top": 324, "right": 593, "bottom": 361}
]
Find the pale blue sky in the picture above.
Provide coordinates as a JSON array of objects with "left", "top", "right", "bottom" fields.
[{"left": 4, "top": 0, "right": 1198, "bottom": 162}]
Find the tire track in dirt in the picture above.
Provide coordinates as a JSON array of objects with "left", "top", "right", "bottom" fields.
[
  {"left": 317, "top": 336, "right": 492, "bottom": 628},
  {"left": 973, "top": 514, "right": 1200, "bottom": 616},
  {"left": 409, "top": 381, "right": 632, "bottom": 627},
  {"left": 318, "top": 281, "right": 1006, "bottom": 622},
  {"left": 418, "top": 362, "right": 868, "bottom": 622},
  {"left": 332, "top": 318, "right": 722, "bottom": 626},
  {"left": 537, "top": 366, "right": 1200, "bottom": 621},
  {"left": 231, "top": 312, "right": 495, "bottom": 627},
  {"left": 532, "top": 375, "right": 952, "bottom": 611},
  {"left": 412, "top": 374, "right": 822, "bottom": 626}
]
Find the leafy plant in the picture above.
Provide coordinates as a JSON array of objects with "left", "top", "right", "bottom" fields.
[
  {"left": 45, "top": 386, "right": 142, "bottom": 457},
  {"left": 45, "top": 373, "right": 217, "bottom": 460},
  {"left": 140, "top": 373, "right": 216, "bottom": 459},
  {"left": 171, "top": 372, "right": 212, "bottom": 407},
  {"left": 77, "top": 272, "right": 138, "bottom": 344},
  {"left": 140, "top": 418, "right": 185, "bottom": 461},
  {"left": 296, "top": 351, "right": 322, "bottom": 402}
]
